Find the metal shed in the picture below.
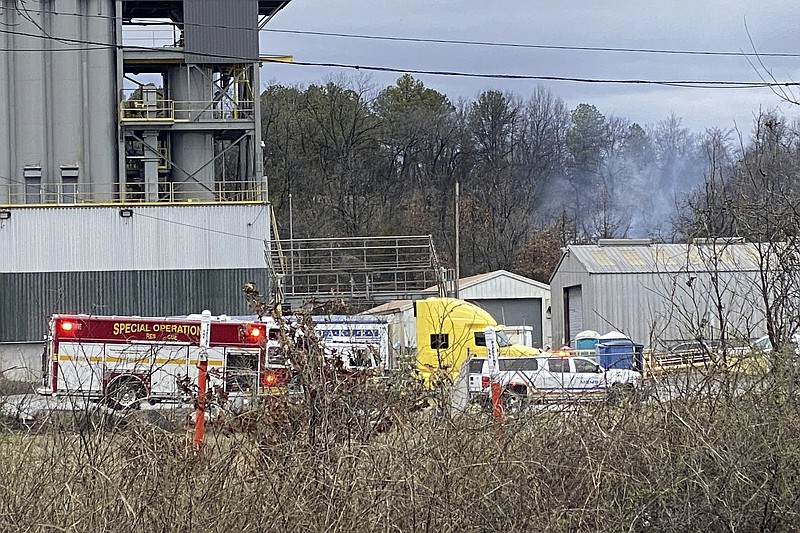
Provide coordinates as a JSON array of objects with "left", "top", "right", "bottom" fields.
[
  {"left": 454, "top": 270, "right": 550, "bottom": 348},
  {"left": 368, "top": 269, "right": 552, "bottom": 350},
  {"left": 549, "top": 239, "right": 772, "bottom": 348}
]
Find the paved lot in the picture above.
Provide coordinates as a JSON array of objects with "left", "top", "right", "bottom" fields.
[{"left": 0, "top": 393, "right": 190, "bottom": 425}]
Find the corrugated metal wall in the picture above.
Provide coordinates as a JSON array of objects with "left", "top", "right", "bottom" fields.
[
  {"left": 589, "top": 270, "right": 767, "bottom": 347},
  {"left": 0, "top": 268, "right": 269, "bottom": 342},
  {"left": 459, "top": 276, "right": 549, "bottom": 299},
  {"left": 457, "top": 273, "right": 550, "bottom": 348},
  {"left": 474, "top": 298, "right": 544, "bottom": 348},
  {"left": 185, "top": 0, "right": 259, "bottom": 63},
  {"left": 549, "top": 253, "right": 591, "bottom": 346},
  {"left": 0, "top": 204, "right": 272, "bottom": 342},
  {"left": 0, "top": 204, "right": 270, "bottom": 273},
  {"left": 551, "top": 265, "right": 768, "bottom": 348}
]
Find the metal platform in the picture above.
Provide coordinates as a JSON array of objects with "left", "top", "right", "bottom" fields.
[{"left": 267, "top": 235, "right": 445, "bottom": 306}]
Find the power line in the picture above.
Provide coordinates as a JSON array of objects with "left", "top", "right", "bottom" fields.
[
  {"left": 6, "top": 5, "right": 800, "bottom": 59},
  {"left": 0, "top": 44, "right": 110, "bottom": 52},
  {"left": 0, "top": 26, "right": 797, "bottom": 89},
  {"left": 0, "top": 26, "right": 260, "bottom": 61},
  {"left": 133, "top": 211, "right": 265, "bottom": 242},
  {"left": 262, "top": 28, "right": 800, "bottom": 59},
  {"left": 262, "top": 59, "right": 793, "bottom": 89}
]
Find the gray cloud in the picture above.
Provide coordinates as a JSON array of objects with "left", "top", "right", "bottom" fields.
[{"left": 260, "top": 0, "right": 800, "bottom": 131}]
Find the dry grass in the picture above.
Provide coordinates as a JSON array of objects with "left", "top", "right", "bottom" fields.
[{"left": 2, "top": 333, "right": 800, "bottom": 532}]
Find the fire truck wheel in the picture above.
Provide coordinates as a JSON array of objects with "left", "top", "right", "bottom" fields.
[{"left": 107, "top": 378, "right": 147, "bottom": 410}]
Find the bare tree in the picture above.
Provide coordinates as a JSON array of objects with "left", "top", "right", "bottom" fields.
[{"left": 676, "top": 112, "right": 800, "bottom": 350}]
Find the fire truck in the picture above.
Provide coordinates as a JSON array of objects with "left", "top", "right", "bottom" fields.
[{"left": 40, "top": 314, "right": 288, "bottom": 408}]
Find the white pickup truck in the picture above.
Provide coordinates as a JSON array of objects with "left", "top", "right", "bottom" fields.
[{"left": 468, "top": 355, "right": 641, "bottom": 407}]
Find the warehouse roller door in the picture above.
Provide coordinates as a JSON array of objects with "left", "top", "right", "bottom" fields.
[{"left": 565, "top": 285, "right": 583, "bottom": 346}]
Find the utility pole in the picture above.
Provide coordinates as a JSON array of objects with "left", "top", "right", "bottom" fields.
[
  {"left": 289, "top": 192, "right": 294, "bottom": 295},
  {"left": 454, "top": 180, "right": 460, "bottom": 298}
]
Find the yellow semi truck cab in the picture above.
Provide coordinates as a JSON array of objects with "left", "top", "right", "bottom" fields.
[{"left": 414, "top": 297, "right": 540, "bottom": 385}]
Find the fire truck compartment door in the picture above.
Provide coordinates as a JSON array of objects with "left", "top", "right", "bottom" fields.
[
  {"left": 148, "top": 345, "right": 190, "bottom": 396},
  {"left": 57, "top": 342, "right": 104, "bottom": 393},
  {"left": 224, "top": 348, "right": 261, "bottom": 393},
  {"left": 105, "top": 344, "right": 190, "bottom": 396},
  {"left": 188, "top": 347, "right": 225, "bottom": 391}
]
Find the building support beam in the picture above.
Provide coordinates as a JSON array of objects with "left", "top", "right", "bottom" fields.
[{"left": 142, "top": 131, "right": 161, "bottom": 201}]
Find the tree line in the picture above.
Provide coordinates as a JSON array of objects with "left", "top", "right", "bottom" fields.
[{"left": 261, "top": 74, "right": 797, "bottom": 282}]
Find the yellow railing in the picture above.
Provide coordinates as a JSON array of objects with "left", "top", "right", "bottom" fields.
[
  {"left": 120, "top": 99, "right": 255, "bottom": 122},
  {"left": 120, "top": 99, "right": 174, "bottom": 121},
  {"left": 1, "top": 180, "right": 266, "bottom": 206}
]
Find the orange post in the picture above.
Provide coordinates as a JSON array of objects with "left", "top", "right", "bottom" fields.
[
  {"left": 194, "top": 310, "right": 212, "bottom": 456},
  {"left": 484, "top": 326, "right": 504, "bottom": 428},
  {"left": 490, "top": 380, "right": 503, "bottom": 423},
  {"left": 193, "top": 358, "right": 207, "bottom": 454}
]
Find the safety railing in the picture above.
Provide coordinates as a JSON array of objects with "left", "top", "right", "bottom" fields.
[
  {"left": 120, "top": 99, "right": 255, "bottom": 122},
  {"left": 120, "top": 99, "right": 175, "bottom": 121},
  {"left": 266, "top": 235, "right": 442, "bottom": 302},
  {"left": 122, "top": 27, "right": 182, "bottom": 49},
  {"left": 0, "top": 180, "right": 266, "bottom": 206}
]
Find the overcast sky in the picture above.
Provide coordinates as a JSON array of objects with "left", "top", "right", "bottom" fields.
[{"left": 258, "top": 0, "right": 800, "bottom": 134}]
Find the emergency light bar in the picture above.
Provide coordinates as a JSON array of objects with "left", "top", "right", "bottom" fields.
[
  {"left": 59, "top": 320, "right": 81, "bottom": 333},
  {"left": 243, "top": 324, "right": 265, "bottom": 342}
]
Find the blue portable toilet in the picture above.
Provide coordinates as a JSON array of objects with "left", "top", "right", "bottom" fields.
[
  {"left": 597, "top": 331, "right": 641, "bottom": 371},
  {"left": 574, "top": 330, "right": 600, "bottom": 359}
]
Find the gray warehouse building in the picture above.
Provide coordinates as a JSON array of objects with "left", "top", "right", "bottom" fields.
[
  {"left": 0, "top": 0, "right": 292, "bottom": 380},
  {"left": 368, "top": 270, "right": 552, "bottom": 360},
  {"left": 448, "top": 270, "right": 551, "bottom": 348},
  {"left": 550, "top": 239, "right": 772, "bottom": 349}
]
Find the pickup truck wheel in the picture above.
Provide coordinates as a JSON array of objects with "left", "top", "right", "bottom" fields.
[
  {"left": 502, "top": 388, "right": 527, "bottom": 414},
  {"left": 607, "top": 382, "right": 635, "bottom": 405},
  {"left": 107, "top": 378, "right": 147, "bottom": 410}
]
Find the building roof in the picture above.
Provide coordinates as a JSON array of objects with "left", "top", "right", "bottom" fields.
[
  {"left": 559, "top": 240, "right": 766, "bottom": 275},
  {"left": 366, "top": 270, "right": 551, "bottom": 314},
  {"left": 363, "top": 300, "right": 414, "bottom": 315},
  {"left": 121, "top": 1, "right": 291, "bottom": 19},
  {"left": 424, "top": 269, "right": 549, "bottom": 299},
  {"left": 457, "top": 269, "right": 550, "bottom": 292}
]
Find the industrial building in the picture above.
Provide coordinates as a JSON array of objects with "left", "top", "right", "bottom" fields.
[
  {"left": 549, "top": 239, "right": 772, "bottom": 349},
  {"left": 0, "top": 0, "right": 293, "bottom": 201},
  {"left": 367, "top": 269, "right": 552, "bottom": 362},
  {"left": 0, "top": 0, "right": 293, "bottom": 380}
]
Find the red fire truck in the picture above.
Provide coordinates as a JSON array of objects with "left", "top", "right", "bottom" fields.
[{"left": 40, "top": 314, "right": 288, "bottom": 408}]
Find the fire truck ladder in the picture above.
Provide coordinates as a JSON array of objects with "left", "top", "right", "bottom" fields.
[{"left": 265, "top": 234, "right": 444, "bottom": 307}]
